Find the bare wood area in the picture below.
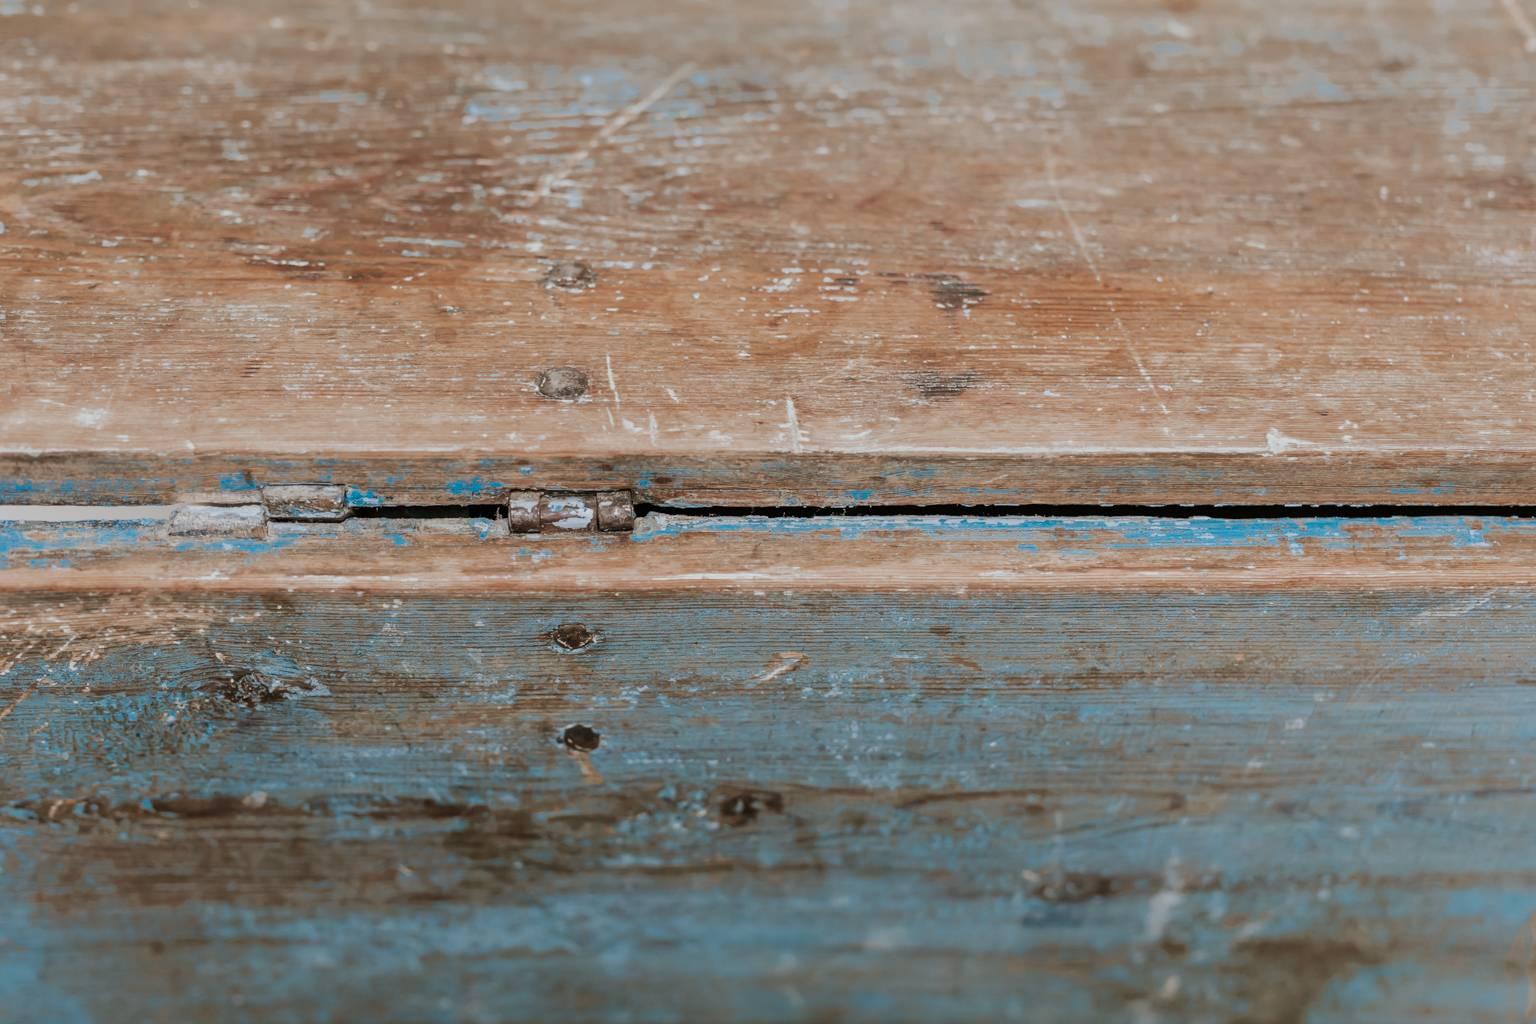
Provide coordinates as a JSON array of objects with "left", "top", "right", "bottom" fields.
[{"left": 2, "top": 0, "right": 1533, "bottom": 504}]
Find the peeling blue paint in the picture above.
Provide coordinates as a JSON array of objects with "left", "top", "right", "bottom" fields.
[
  {"left": 632, "top": 514, "right": 1536, "bottom": 552},
  {"left": 171, "top": 535, "right": 300, "bottom": 555},
  {"left": 445, "top": 477, "right": 505, "bottom": 498},
  {"left": 0, "top": 522, "right": 157, "bottom": 568}
]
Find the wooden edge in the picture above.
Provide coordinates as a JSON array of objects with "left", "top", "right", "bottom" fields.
[
  {"left": 4, "top": 450, "right": 1535, "bottom": 507},
  {"left": 1, "top": 513, "right": 1534, "bottom": 593}
]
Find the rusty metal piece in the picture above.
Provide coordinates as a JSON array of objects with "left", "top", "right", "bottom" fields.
[
  {"left": 545, "top": 623, "right": 598, "bottom": 651},
  {"left": 506, "top": 491, "right": 541, "bottom": 533},
  {"left": 262, "top": 484, "right": 350, "bottom": 522},
  {"left": 167, "top": 503, "right": 267, "bottom": 539},
  {"left": 505, "top": 490, "right": 635, "bottom": 533},
  {"left": 595, "top": 491, "right": 636, "bottom": 532},
  {"left": 535, "top": 366, "right": 589, "bottom": 401},
  {"left": 559, "top": 723, "right": 601, "bottom": 752},
  {"left": 543, "top": 260, "right": 596, "bottom": 292}
]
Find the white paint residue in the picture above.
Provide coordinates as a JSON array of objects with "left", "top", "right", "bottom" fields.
[
  {"left": 605, "top": 353, "right": 622, "bottom": 406},
  {"left": 22, "top": 169, "right": 100, "bottom": 188},
  {"left": 221, "top": 139, "right": 249, "bottom": 162},
  {"left": 72, "top": 408, "right": 108, "bottom": 428},
  {"left": 861, "top": 927, "right": 907, "bottom": 951},
  {"left": 784, "top": 396, "right": 804, "bottom": 453},
  {"left": 379, "top": 236, "right": 464, "bottom": 249},
  {"left": 0, "top": 505, "right": 173, "bottom": 522},
  {"left": 1144, "top": 859, "right": 1184, "bottom": 941},
  {"left": 1265, "top": 427, "right": 1316, "bottom": 454},
  {"left": 1145, "top": 888, "right": 1182, "bottom": 941}
]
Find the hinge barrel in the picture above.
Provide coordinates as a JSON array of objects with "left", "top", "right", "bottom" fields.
[
  {"left": 261, "top": 484, "right": 350, "bottom": 522},
  {"left": 507, "top": 491, "right": 635, "bottom": 533},
  {"left": 167, "top": 488, "right": 636, "bottom": 539},
  {"left": 167, "top": 503, "right": 267, "bottom": 538}
]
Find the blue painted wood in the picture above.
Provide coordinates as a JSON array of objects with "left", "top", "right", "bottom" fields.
[
  {"left": 0, "top": 509, "right": 1528, "bottom": 569},
  {"left": 3, "top": 514, "right": 1536, "bottom": 1021}
]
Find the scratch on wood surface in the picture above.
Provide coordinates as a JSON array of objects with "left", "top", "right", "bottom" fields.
[
  {"left": 520, "top": 62, "right": 696, "bottom": 208},
  {"left": 1501, "top": 0, "right": 1536, "bottom": 52},
  {"left": 752, "top": 650, "right": 809, "bottom": 684},
  {"left": 0, "top": 678, "right": 50, "bottom": 724},
  {"left": 1, "top": 624, "right": 76, "bottom": 677},
  {"left": 1046, "top": 155, "right": 1105, "bottom": 286},
  {"left": 1046, "top": 155, "right": 1171, "bottom": 420},
  {"left": 569, "top": 749, "right": 605, "bottom": 785},
  {"left": 605, "top": 352, "right": 622, "bottom": 407},
  {"left": 784, "top": 397, "right": 804, "bottom": 453},
  {"left": 1416, "top": 590, "right": 1498, "bottom": 618},
  {"left": 0, "top": 597, "right": 215, "bottom": 676}
]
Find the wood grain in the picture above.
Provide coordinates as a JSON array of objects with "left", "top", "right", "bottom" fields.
[
  {"left": 3, "top": 0, "right": 1535, "bottom": 505},
  {"left": 2, "top": 511, "right": 1535, "bottom": 592},
  {"left": 6, "top": 515, "right": 1536, "bottom": 1020}
]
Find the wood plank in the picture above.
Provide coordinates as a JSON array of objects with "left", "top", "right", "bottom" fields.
[
  {"left": 5, "top": 515, "right": 1536, "bottom": 1020},
  {"left": 1, "top": 511, "right": 1534, "bottom": 591},
  {"left": 4, "top": 0, "right": 1535, "bottom": 504}
]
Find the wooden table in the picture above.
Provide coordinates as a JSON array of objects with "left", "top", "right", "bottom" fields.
[{"left": 3, "top": 1, "right": 1535, "bottom": 1020}]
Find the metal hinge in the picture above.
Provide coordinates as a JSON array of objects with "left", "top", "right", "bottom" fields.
[{"left": 167, "top": 487, "right": 636, "bottom": 539}]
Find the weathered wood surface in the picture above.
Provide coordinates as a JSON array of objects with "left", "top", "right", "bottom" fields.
[
  {"left": 6, "top": 515, "right": 1536, "bottom": 1020},
  {"left": 0, "top": 509, "right": 1532, "bottom": 590},
  {"left": 4, "top": 0, "right": 1536, "bottom": 505}
]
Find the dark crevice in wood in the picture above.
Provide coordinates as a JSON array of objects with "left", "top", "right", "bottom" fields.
[
  {"left": 333, "top": 499, "right": 1536, "bottom": 525},
  {"left": 635, "top": 502, "right": 1536, "bottom": 521},
  {"left": 348, "top": 504, "right": 506, "bottom": 520}
]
